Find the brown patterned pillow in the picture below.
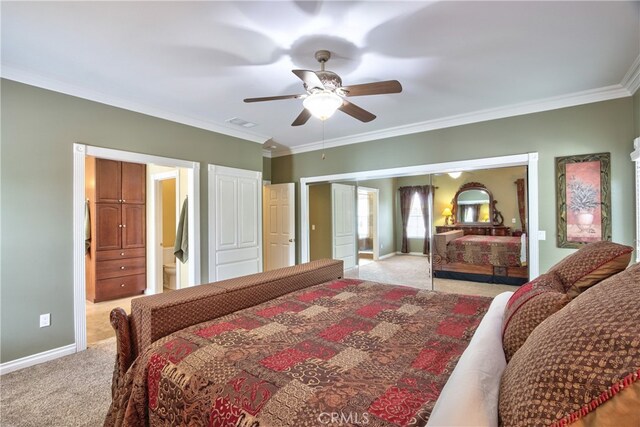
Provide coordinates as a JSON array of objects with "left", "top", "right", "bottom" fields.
[
  {"left": 547, "top": 241, "right": 633, "bottom": 298},
  {"left": 501, "top": 272, "right": 569, "bottom": 361},
  {"left": 499, "top": 263, "right": 640, "bottom": 426}
]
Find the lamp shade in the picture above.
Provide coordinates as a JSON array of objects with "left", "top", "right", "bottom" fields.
[
  {"left": 441, "top": 207, "right": 452, "bottom": 216},
  {"left": 303, "top": 90, "right": 343, "bottom": 120}
]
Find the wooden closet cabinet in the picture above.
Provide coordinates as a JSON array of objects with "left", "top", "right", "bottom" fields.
[{"left": 86, "top": 157, "right": 146, "bottom": 302}]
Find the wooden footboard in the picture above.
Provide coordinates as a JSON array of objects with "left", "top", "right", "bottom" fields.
[{"left": 109, "top": 259, "right": 343, "bottom": 393}]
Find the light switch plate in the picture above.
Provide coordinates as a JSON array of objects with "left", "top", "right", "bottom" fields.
[
  {"left": 538, "top": 230, "right": 546, "bottom": 240},
  {"left": 39, "top": 313, "right": 50, "bottom": 328}
]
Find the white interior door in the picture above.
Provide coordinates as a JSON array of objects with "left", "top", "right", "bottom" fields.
[
  {"left": 264, "top": 183, "right": 295, "bottom": 271},
  {"left": 332, "top": 183, "right": 356, "bottom": 270},
  {"left": 208, "top": 165, "right": 262, "bottom": 282}
]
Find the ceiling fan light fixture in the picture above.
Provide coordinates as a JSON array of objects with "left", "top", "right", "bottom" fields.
[{"left": 303, "top": 90, "right": 343, "bottom": 120}]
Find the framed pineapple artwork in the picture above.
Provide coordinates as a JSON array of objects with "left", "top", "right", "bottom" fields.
[{"left": 556, "top": 152, "right": 611, "bottom": 248}]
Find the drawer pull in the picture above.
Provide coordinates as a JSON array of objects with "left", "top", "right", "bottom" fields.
[
  {"left": 118, "top": 199, "right": 122, "bottom": 203},
  {"left": 121, "top": 283, "right": 125, "bottom": 287},
  {"left": 120, "top": 252, "right": 125, "bottom": 256},
  {"left": 120, "top": 266, "right": 125, "bottom": 270},
  {"left": 119, "top": 224, "right": 123, "bottom": 228},
  {"left": 122, "top": 199, "right": 126, "bottom": 203},
  {"left": 122, "top": 224, "right": 127, "bottom": 228}
]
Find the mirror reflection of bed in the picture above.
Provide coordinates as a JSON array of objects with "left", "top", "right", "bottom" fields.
[{"left": 308, "top": 166, "right": 529, "bottom": 298}]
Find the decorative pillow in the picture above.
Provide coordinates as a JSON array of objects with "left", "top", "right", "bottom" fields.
[
  {"left": 499, "top": 263, "right": 640, "bottom": 427},
  {"left": 501, "top": 272, "right": 569, "bottom": 361},
  {"left": 547, "top": 241, "right": 633, "bottom": 298}
]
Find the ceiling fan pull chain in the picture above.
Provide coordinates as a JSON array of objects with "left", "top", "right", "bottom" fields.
[{"left": 322, "top": 121, "right": 326, "bottom": 160}]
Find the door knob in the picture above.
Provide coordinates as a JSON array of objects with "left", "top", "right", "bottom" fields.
[{"left": 289, "top": 238, "right": 295, "bottom": 242}]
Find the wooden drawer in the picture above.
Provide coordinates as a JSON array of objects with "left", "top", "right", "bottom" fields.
[
  {"left": 95, "top": 274, "right": 145, "bottom": 302},
  {"left": 96, "top": 248, "right": 145, "bottom": 261},
  {"left": 96, "top": 257, "right": 145, "bottom": 280}
]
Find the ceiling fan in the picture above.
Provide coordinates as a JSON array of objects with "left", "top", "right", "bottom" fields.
[{"left": 244, "top": 50, "right": 402, "bottom": 126}]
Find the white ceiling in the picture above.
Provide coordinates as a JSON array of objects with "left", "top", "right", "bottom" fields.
[{"left": 2, "top": 1, "right": 639, "bottom": 156}]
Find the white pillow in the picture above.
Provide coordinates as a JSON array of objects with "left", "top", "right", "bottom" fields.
[{"left": 426, "top": 291, "right": 513, "bottom": 427}]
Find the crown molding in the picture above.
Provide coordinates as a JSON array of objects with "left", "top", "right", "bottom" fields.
[
  {"left": 1, "top": 65, "right": 271, "bottom": 145},
  {"left": 270, "top": 84, "right": 631, "bottom": 158},
  {"left": 622, "top": 53, "right": 640, "bottom": 95}
]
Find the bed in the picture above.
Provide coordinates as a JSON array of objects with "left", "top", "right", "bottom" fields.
[
  {"left": 433, "top": 230, "right": 528, "bottom": 285},
  {"left": 106, "top": 245, "right": 640, "bottom": 426},
  {"left": 105, "top": 259, "right": 493, "bottom": 426}
]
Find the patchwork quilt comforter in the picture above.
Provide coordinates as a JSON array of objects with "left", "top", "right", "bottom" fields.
[
  {"left": 105, "top": 279, "right": 491, "bottom": 427},
  {"left": 447, "top": 235, "right": 522, "bottom": 267}
]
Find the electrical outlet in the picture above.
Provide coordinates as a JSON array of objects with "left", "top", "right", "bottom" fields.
[
  {"left": 39, "top": 313, "right": 50, "bottom": 328},
  {"left": 511, "top": 218, "right": 516, "bottom": 223}
]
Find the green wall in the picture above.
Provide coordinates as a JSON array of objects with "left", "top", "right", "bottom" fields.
[
  {"left": 0, "top": 79, "right": 263, "bottom": 363},
  {"left": 309, "top": 184, "right": 332, "bottom": 260},
  {"left": 272, "top": 97, "right": 636, "bottom": 272},
  {"left": 262, "top": 156, "right": 272, "bottom": 181}
]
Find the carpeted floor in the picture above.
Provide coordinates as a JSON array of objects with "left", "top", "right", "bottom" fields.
[
  {"left": 346, "top": 254, "right": 519, "bottom": 297},
  {"left": 0, "top": 338, "right": 115, "bottom": 427}
]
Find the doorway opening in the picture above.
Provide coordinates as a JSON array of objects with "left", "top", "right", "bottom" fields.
[
  {"left": 357, "top": 187, "right": 379, "bottom": 266},
  {"left": 74, "top": 144, "right": 200, "bottom": 351}
]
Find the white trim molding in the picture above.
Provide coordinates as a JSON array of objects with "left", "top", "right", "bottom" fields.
[
  {"left": 622, "top": 53, "right": 640, "bottom": 95},
  {"left": 631, "top": 137, "right": 640, "bottom": 262},
  {"left": 270, "top": 85, "right": 631, "bottom": 158},
  {"left": 378, "top": 253, "right": 396, "bottom": 261},
  {"left": 0, "top": 344, "right": 76, "bottom": 375},
  {"left": 300, "top": 153, "right": 540, "bottom": 279}
]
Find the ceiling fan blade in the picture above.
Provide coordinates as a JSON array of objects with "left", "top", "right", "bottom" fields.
[
  {"left": 292, "top": 69, "right": 325, "bottom": 90},
  {"left": 342, "top": 80, "right": 402, "bottom": 97},
  {"left": 244, "top": 94, "right": 304, "bottom": 103},
  {"left": 291, "top": 109, "right": 312, "bottom": 126},
  {"left": 339, "top": 100, "right": 376, "bottom": 122}
]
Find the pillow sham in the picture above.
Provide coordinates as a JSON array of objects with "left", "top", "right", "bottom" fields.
[
  {"left": 499, "top": 262, "right": 640, "bottom": 426},
  {"left": 547, "top": 241, "right": 632, "bottom": 298},
  {"left": 501, "top": 272, "right": 568, "bottom": 361}
]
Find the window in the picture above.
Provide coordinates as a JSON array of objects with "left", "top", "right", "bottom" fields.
[{"left": 406, "top": 192, "right": 425, "bottom": 238}]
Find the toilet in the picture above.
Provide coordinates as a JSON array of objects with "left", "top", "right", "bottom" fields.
[{"left": 162, "top": 247, "right": 177, "bottom": 290}]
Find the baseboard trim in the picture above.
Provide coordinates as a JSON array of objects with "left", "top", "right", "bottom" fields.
[
  {"left": 378, "top": 253, "right": 396, "bottom": 260},
  {"left": 0, "top": 343, "right": 76, "bottom": 375}
]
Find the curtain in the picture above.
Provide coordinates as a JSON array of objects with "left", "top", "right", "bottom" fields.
[
  {"left": 398, "top": 186, "right": 415, "bottom": 253},
  {"left": 515, "top": 179, "right": 527, "bottom": 233},
  {"left": 472, "top": 203, "right": 481, "bottom": 222},
  {"left": 416, "top": 185, "right": 433, "bottom": 254}
]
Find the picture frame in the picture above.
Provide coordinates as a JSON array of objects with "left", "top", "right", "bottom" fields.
[{"left": 556, "top": 152, "right": 611, "bottom": 248}]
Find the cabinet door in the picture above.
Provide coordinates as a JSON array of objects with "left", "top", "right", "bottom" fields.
[
  {"left": 121, "top": 162, "right": 146, "bottom": 204},
  {"left": 122, "top": 204, "right": 145, "bottom": 249},
  {"left": 95, "top": 204, "right": 122, "bottom": 251},
  {"left": 95, "top": 159, "right": 122, "bottom": 203}
]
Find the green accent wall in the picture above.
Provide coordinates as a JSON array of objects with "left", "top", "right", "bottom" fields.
[
  {"left": 309, "top": 184, "right": 332, "bottom": 260},
  {"left": 272, "top": 98, "right": 636, "bottom": 273},
  {"left": 262, "top": 156, "right": 272, "bottom": 181},
  {"left": 0, "top": 79, "right": 263, "bottom": 363}
]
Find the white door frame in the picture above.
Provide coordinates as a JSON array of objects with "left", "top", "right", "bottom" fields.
[
  {"left": 149, "top": 170, "right": 181, "bottom": 294},
  {"left": 357, "top": 186, "right": 380, "bottom": 261},
  {"left": 300, "top": 153, "right": 540, "bottom": 278},
  {"left": 73, "top": 143, "right": 200, "bottom": 353}
]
